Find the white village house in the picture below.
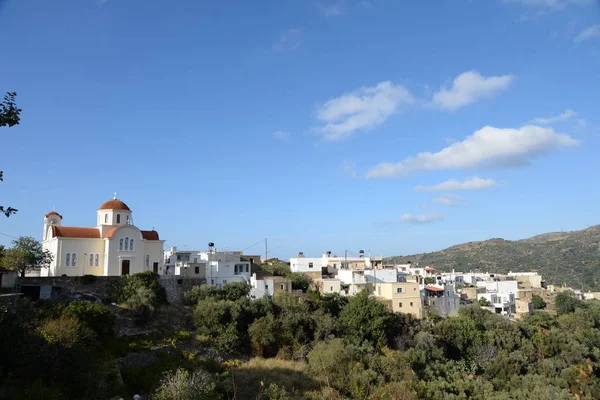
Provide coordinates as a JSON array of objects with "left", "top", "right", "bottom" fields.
[{"left": 41, "top": 196, "right": 164, "bottom": 276}]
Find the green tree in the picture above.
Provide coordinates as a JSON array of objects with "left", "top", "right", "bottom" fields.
[
  {"left": 478, "top": 297, "right": 491, "bottom": 307},
  {"left": 222, "top": 282, "right": 250, "bottom": 301},
  {"left": 531, "top": 295, "right": 546, "bottom": 310},
  {"left": 248, "top": 313, "right": 277, "bottom": 356},
  {"left": 424, "top": 277, "right": 435, "bottom": 285},
  {"left": 1, "top": 92, "right": 21, "bottom": 217},
  {"left": 554, "top": 291, "right": 584, "bottom": 315},
  {"left": 2, "top": 236, "right": 53, "bottom": 277},
  {"left": 287, "top": 272, "right": 310, "bottom": 292}
]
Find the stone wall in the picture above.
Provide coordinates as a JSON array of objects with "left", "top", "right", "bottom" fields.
[
  {"left": 158, "top": 276, "right": 206, "bottom": 303},
  {"left": 18, "top": 275, "right": 206, "bottom": 304}
]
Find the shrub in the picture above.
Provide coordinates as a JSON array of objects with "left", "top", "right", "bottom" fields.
[
  {"left": 222, "top": 282, "right": 250, "bottom": 301},
  {"left": 478, "top": 297, "right": 491, "bottom": 307},
  {"left": 39, "top": 315, "right": 96, "bottom": 348},
  {"left": 126, "top": 286, "right": 157, "bottom": 321},
  {"left": 184, "top": 284, "right": 219, "bottom": 305},
  {"left": 531, "top": 295, "right": 546, "bottom": 310},
  {"left": 287, "top": 272, "right": 310, "bottom": 293},
  {"left": 62, "top": 301, "right": 115, "bottom": 337},
  {"left": 152, "top": 368, "right": 217, "bottom": 400},
  {"left": 554, "top": 291, "right": 584, "bottom": 315},
  {"left": 109, "top": 271, "right": 166, "bottom": 304}
]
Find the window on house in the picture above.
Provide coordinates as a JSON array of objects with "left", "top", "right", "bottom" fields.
[
  {"left": 280, "top": 284, "right": 284, "bottom": 290},
  {"left": 309, "top": 262, "right": 313, "bottom": 268},
  {"left": 265, "top": 284, "right": 268, "bottom": 291},
  {"left": 177, "top": 255, "right": 181, "bottom": 261},
  {"left": 195, "top": 266, "right": 200, "bottom": 274},
  {"left": 396, "top": 287, "right": 404, "bottom": 294},
  {"left": 66, "top": 253, "right": 70, "bottom": 267},
  {"left": 145, "top": 255, "right": 150, "bottom": 267},
  {"left": 72, "top": 254, "right": 77, "bottom": 267},
  {"left": 410, "top": 302, "right": 413, "bottom": 306},
  {"left": 120, "top": 239, "right": 123, "bottom": 251},
  {"left": 95, "top": 254, "right": 99, "bottom": 266},
  {"left": 125, "top": 237, "right": 129, "bottom": 251},
  {"left": 89, "top": 254, "right": 94, "bottom": 266},
  {"left": 330, "top": 286, "right": 334, "bottom": 292},
  {"left": 194, "top": 257, "right": 198, "bottom": 263},
  {"left": 130, "top": 239, "right": 134, "bottom": 251},
  {"left": 117, "top": 214, "right": 121, "bottom": 223},
  {"left": 211, "top": 279, "right": 214, "bottom": 285},
  {"left": 399, "top": 302, "right": 403, "bottom": 308},
  {"left": 245, "top": 265, "right": 249, "bottom": 273},
  {"left": 223, "top": 280, "right": 227, "bottom": 284}
]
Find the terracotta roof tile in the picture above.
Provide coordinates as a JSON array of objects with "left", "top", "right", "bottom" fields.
[
  {"left": 424, "top": 286, "right": 444, "bottom": 292},
  {"left": 52, "top": 226, "right": 100, "bottom": 239},
  {"left": 104, "top": 227, "right": 119, "bottom": 238},
  {"left": 98, "top": 199, "right": 131, "bottom": 211},
  {"left": 45, "top": 211, "right": 63, "bottom": 219},
  {"left": 141, "top": 230, "right": 160, "bottom": 240}
]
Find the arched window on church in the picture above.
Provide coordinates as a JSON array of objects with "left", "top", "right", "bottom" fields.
[
  {"left": 145, "top": 255, "right": 150, "bottom": 267},
  {"left": 120, "top": 239, "right": 123, "bottom": 251},
  {"left": 66, "top": 253, "right": 70, "bottom": 267},
  {"left": 95, "top": 254, "right": 99, "bottom": 266},
  {"left": 125, "top": 237, "right": 129, "bottom": 251},
  {"left": 104, "top": 214, "right": 108, "bottom": 223},
  {"left": 72, "top": 254, "right": 77, "bottom": 267},
  {"left": 117, "top": 214, "right": 121, "bottom": 224},
  {"left": 130, "top": 239, "right": 134, "bottom": 251},
  {"left": 126, "top": 215, "right": 130, "bottom": 224},
  {"left": 89, "top": 254, "right": 94, "bottom": 266}
]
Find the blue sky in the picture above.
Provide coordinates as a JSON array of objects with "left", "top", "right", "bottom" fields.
[{"left": 1, "top": 0, "right": 599, "bottom": 259}]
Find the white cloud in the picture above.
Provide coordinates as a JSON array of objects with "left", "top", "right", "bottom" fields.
[
  {"left": 503, "top": 0, "right": 593, "bottom": 9},
  {"left": 434, "top": 194, "right": 466, "bottom": 206},
  {"left": 531, "top": 109, "right": 576, "bottom": 124},
  {"left": 575, "top": 25, "right": 600, "bottom": 43},
  {"left": 366, "top": 125, "right": 578, "bottom": 178},
  {"left": 415, "top": 177, "right": 499, "bottom": 192},
  {"left": 341, "top": 161, "right": 358, "bottom": 178},
  {"left": 273, "top": 28, "right": 303, "bottom": 51},
  {"left": 433, "top": 71, "right": 513, "bottom": 111},
  {"left": 273, "top": 130, "right": 290, "bottom": 141},
  {"left": 315, "top": 81, "right": 414, "bottom": 141},
  {"left": 318, "top": 1, "right": 346, "bottom": 16},
  {"left": 400, "top": 212, "right": 443, "bottom": 224}
]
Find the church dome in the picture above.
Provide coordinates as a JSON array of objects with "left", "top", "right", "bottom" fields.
[
  {"left": 98, "top": 199, "right": 131, "bottom": 211},
  {"left": 45, "top": 211, "right": 63, "bottom": 219}
]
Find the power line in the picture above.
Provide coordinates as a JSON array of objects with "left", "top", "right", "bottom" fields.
[
  {"left": 0, "top": 231, "right": 18, "bottom": 240},
  {"left": 241, "top": 238, "right": 266, "bottom": 253}
]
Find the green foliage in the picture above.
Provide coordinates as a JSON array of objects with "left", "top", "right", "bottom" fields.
[
  {"left": 424, "top": 277, "right": 435, "bottom": 284},
  {"left": 258, "top": 262, "right": 291, "bottom": 277},
  {"left": 531, "top": 294, "right": 547, "bottom": 309},
  {"left": 222, "top": 282, "right": 251, "bottom": 301},
  {"left": 478, "top": 297, "right": 491, "bottom": 307},
  {"left": 249, "top": 313, "right": 277, "bottom": 356},
  {"left": 555, "top": 291, "right": 585, "bottom": 315},
  {"left": 287, "top": 272, "right": 310, "bottom": 292},
  {"left": 38, "top": 315, "right": 96, "bottom": 348},
  {"left": 0, "top": 92, "right": 21, "bottom": 218},
  {"left": 62, "top": 301, "right": 115, "bottom": 337},
  {"left": 152, "top": 368, "right": 217, "bottom": 400},
  {"left": 109, "top": 271, "right": 167, "bottom": 304},
  {"left": 1, "top": 236, "right": 53, "bottom": 277},
  {"left": 126, "top": 286, "right": 157, "bottom": 322},
  {"left": 184, "top": 284, "right": 219, "bottom": 305}
]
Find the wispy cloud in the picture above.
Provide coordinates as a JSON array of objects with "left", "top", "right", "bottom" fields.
[
  {"left": 400, "top": 212, "right": 443, "bottom": 224},
  {"left": 503, "top": 0, "right": 594, "bottom": 9},
  {"left": 575, "top": 25, "right": 600, "bottom": 43},
  {"left": 341, "top": 161, "right": 358, "bottom": 178},
  {"left": 433, "top": 71, "right": 513, "bottom": 111},
  {"left": 366, "top": 125, "right": 578, "bottom": 178},
  {"left": 273, "top": 130, "right": 291, "bottom": 141},
  {"left": 415, "top": 177, "right": 499, "bottom": 192},
  {"left": 273, "top": 28, "right": 303, "bottom": 51},
  {"left": 315, "top": 81, "right": 414, "bottom": 141},
  {"left": 318, "top": 1, "right": 346, "bottom": 16},
  {"left": 531, "top": 109, "right": 576, "bottom": 124},
  {"left": 434, "top": 194, "right": 466, "bottom": 206}
]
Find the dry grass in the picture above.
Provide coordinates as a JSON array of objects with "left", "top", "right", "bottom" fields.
[{"left": 230, "top": 358, "right": 321, "bottom": 400}]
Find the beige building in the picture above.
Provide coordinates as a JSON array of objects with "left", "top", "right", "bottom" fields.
[
  {"left": 461, "top": 286, "right": 486, "bottom": 301},
  {"left": 515, "top": 299, "right": 533, "bottom": 319},
  {"left": 313, "top": 278, "right": 342, "bottom": 295},
  {"left": 374, "top": 282, "right": 423, "bottom": 318},
  {"left": 250, "top": 272, "right": 292, "bottom": 299}
]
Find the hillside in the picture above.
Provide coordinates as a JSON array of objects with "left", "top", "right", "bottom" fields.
[{"left": 386, "top": 225, "right": 600, "bottom": 290}]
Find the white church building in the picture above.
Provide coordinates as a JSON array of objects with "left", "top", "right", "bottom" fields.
[{"left": 41, "top": 196, "right": 164, "bottom": 277}]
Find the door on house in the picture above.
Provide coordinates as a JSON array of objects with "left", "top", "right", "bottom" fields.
[
  {"left": 121, "top": 260, "right": 130, "bottom": 276},
  {"left": 153, "top": 262, "right": 158, "bottom": 274}
]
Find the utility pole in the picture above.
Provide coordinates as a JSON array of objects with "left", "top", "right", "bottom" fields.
[
  {"left": 265, "top": 237, "right": 268, "bottom": 262},
  {"left": 344, "top": 249, "right": 347, "bottom": 269}
]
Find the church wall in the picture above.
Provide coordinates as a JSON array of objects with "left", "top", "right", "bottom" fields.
[
  {"left": 142, "top": 240, "right": 165, "bottom": 274},
  {"left": 53, "top": 238, "right": 106, "bottom": 277},
  {"left": 106, "top": 225, "right": 145, "bottom": 275}
]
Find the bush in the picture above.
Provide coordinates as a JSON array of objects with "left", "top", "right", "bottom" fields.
[
  {"left": 109, "top": 271, "right": 166, "bottom": 304},
  {"left": 184, "top": 284, "right": 219, "bottom": 305},
  {"left": 478, "top": 297, "right": 491, "bottom": 307},
  {"left": 531, "top": 295, "right": 546, "bottom": 310},
  {"left": 39, "top": 315, "right": 96, "bottom": 348},
  {"left": 152, "top": 368, "right": 217, "bottom": 400},
  {"left": 222, "top": 282, "right": 250, "bottom": 301},
  {"left": 62, "top": 301, "right": 115, "bottom": 337},
  {"left": 287, "top": 272, "right": 310, "bottom": 293},
  {"left": 126, "top": 286, "right": 157, "bottom": 321},
  {"left": 554, "top": 291, "right": 584, "bottom": 315}
]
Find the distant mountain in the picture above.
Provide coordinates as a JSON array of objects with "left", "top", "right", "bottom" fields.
[{"left": 385, "top": 225, "right": 600, "bottom": 291}]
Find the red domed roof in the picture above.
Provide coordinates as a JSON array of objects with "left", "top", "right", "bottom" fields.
[
  {"left": 45, "top": 211, "right": 63, "bottom": 219},
  {"left": 98, "top": 199, "right": 131, "bottom": 211}
]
